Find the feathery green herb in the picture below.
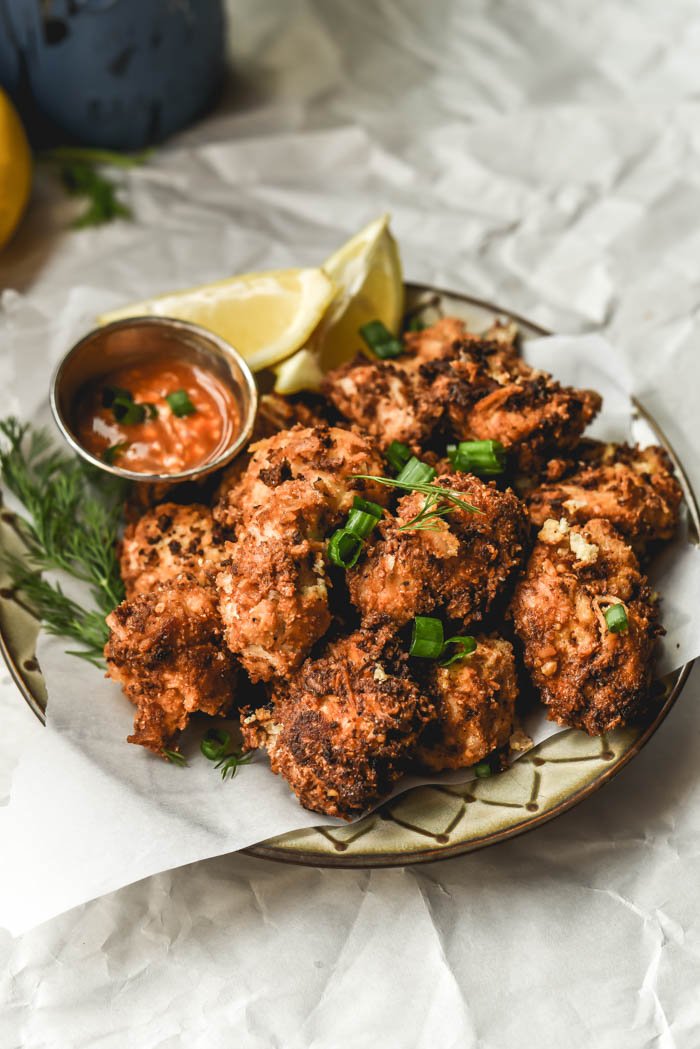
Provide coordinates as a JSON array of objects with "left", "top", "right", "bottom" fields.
[
  {"left": 352, "top": 473, "right": 483, "bottom": 531},
  {"left": 40, "top": 146, "right": 149, "bottom": 229},
  {"left": 0, "top": 418, "right": 128, "bottom": 665}
]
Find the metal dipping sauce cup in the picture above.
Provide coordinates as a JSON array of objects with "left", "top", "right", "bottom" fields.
[{"left": 50, "top": 316, "right": 258, "bottom": 484}]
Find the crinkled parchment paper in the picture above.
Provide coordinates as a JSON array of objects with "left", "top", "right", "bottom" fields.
[{"left": 0, "top": 286, "right": 698, "bottom": 935}]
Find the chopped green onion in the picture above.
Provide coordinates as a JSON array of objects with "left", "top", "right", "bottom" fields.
[
  {"left": 448, "top": 440, "right": 506, "bottom": 477},
  {"left": 440, "top": 635, "right": 477, "bottom": 667},
  {"left": 359, "top": 319, "right": 403, "bottom": 359},
  {"left": 102, "top": 385, "right": 131, "bottom": 408},
  {"left": 409, "top": 616, "right": 445, "bottom": 659},
  {"left": 328, "top": 528, "right": 364, "bottom": 568},
  {"left": 386, "top": 440, "right": 413, "bottom": 474},
  {"left": 201, "top": 728, "right": 231, "bottom": 762},
  {"left": 103, "top": 441, "right": 129, "bottom": 465},
  {"left": 112, "top": 394, "right": 146, "bottom": 426},
  {"left": 346, "top": 508, "right": 380, "bottom": 540},
  {"left": 166, "top": 389, "right": 197, "bottom": 417},
  {"left": 352, "top": 496, "right": 383, "bottom": 519},
  {"left": 407, "top": 315, "right": 427, "bottom": 332},
  {"left": 473, "top": 762, "right": 492, "bottom": 779},
  {"left": 397, "top": 456, "right": 436, "bottom": 486},
  {"left": 605, "top": 603, "right": 628, "bottom": 634}
]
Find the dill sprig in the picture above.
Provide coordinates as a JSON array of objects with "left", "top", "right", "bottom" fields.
[
  {"left": 352, "top": 473, "right": 484, "bottom": 529},
  {"left": 398, "top": 490, "right": 457, "bottom": 531},
  {"left": 0, "top": 418, "right": 128, "bottom": 666}
]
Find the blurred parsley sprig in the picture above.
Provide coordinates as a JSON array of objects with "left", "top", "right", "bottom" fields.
[
  {"left": 39, "top": 146, "right": 150, "bottom": 229},
  {"left": 0, "top": 418, "right": 127, "bottom": 666}
]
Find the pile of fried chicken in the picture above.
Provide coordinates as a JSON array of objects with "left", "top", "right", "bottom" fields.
[{"left": 104, "top": 316, "right": 683, "bottom": 818}]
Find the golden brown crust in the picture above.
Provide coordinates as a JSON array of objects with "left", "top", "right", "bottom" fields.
[
  {"left": 323, "top": 316, "right": 600, "bottom": 469},
  {"left": 216, "top": 482, "right": 332, "bottom": 682},
  {"left": 240, "top": 629, "right": 434, "bottom": 818},
  {"left": 348, "top": 473, "right": 529, "bottom": 627},
  {"left": 213, "top": 424, "right": 388, "bottom": 531},
  {"left": 527, "top": 443, "right": 682, "bottom": 543},
  {"left": 432, "top": 340, "right": 601, "bottom": 472},
  {"left": 414, "top": 635, "right": 518, "bottom": 771},
  {"left": 105, "top": 578, "right": 237, "bottom": 754},
  {"left": 510, "top": 517, "right": 661, "bottom": 735},
  {"left": 119, "top": 502, "right": 229, "bottom": 599}
]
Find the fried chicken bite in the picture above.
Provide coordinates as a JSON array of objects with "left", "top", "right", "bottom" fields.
[
  {"left": 434, "top": 340, "right": 601, "bottom": 472},
  {"left": 211, "top": 394, "right": 330, "bottom": 510},
  {"left": 216, "top": 481, "right": 332, "bottom": 682},
  {"left": 321, "top": 356, "right": 445, "bottom": 453},
  {"left": 511, "top": 517, "right": 661, "bottom": 735},
  {"left": 105, "top": 578, "right": 237, "bottom": 754},
  {"left": 240, "top": 629, "right": 434, "bottom": 818},
  {"left": 527, "top": 443, "right": 682, "bottom": 544},
  {"left": 120, "top": 502, "right": 229, "bottom": 599},
  {"left": 414, "top": 635, "right": 518, "bottom": 771},
  {"left": 213, "top": 424, "right": 388, "bottom": 531},
  {"left": 348, "top": 473, "right": 529, "bottom": 628}
]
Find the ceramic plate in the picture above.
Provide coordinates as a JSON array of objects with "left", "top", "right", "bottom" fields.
[{"left": 1, "top": 283, "right": 697, "bottom": 867}]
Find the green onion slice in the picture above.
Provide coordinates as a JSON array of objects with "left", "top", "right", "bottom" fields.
[
  {"left": 346, "top": 508, "right": 380, "bottom": 540},
  {"left": 359, "top": 319, "right": 403, "bottom": 360},
  {"left": 448, "top": 439, "right": 506, "bottom": 477},
  {"left": 352, "top": 496, "right": 383, "bottom": 519},
  {"left": 605, "top": 603, "right": 628, "bottom": 633},
  {"left": 328, "top": 529, "right": 364, "bottom": 569},
  {"left": 407, "top": 315, "right": 427, "bottom": 332},
  {"left": 440, "top": 635, "right": 477, "bottom": 667},
  {"left": 386, "top": 440, "right": 413, "bottom": 474},
  {"left": 103, "top": 441, "right": 129, "bottom": 465},
  {"left": 396, "top": 456, "right": 436, "bottom": 486},
  {"left": 409, "top": 616, "right": 445, "bottom": 659},
  {"left": 166, "top": 389, "right": 197, "bottom": 417},
  {"left": 201, "top": 728, "right": 231, "bottom": 762},
  {"left": 473, "top": 762, "right": 492, "bottom": 779},
  {"left": 102, "top": 385, "right": 132, "bottom": 408},
  {"left": 112, "top": 395, "right": 146, "bottom": 425}
]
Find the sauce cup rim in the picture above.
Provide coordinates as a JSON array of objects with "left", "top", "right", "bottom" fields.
[{"left": 50, "top": 315, "right": 259, "bottom": 483}]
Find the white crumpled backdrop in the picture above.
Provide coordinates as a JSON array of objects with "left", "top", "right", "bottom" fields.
[{"left": 3, "top": 1, "right": 700, "bottom": 1045}]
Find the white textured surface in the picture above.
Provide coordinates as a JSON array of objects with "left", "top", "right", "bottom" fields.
[{"left": 3, "top": 0, "right": 700, "bottom": 1044}]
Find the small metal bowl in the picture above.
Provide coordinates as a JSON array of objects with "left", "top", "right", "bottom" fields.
[{"left": 50, "top": 316, "right": 258, "bottom": 483}]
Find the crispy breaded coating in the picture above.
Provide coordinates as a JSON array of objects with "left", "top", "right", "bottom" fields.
[
  {"left": 120, "top": 502, "right": 228, "bottom": 599},
  {"left": 216, "top": 482, "right": 332, "bottom": 682},
  {"left": 527, "top": 443, "right": 682, "bottom": 544},
  {"left": 414, "top": 635, "right": 518, "bottom": 771},
  {"left": 105, "top": 579, "right": 237, "bottom": 754},
  {"left": 348, "top": 473, "right": 529, "bottom": 627},
  {"left": 433, "top": 339, "right": 601, "bottom": 472},
  {"left": 240, "top": 629, "right": 434, "bottom": 818},
  {"left": 511, "top": 517, "right": 661, "bottom": 735},
  {"left": 212, "top": 394, "right": 329, "bottom": 509},
  {"left": 213, "top": 424, "right": 388, "bottom": 531},
  {"left": 321, "top": 357, "right": 444, "bottom": 453}
]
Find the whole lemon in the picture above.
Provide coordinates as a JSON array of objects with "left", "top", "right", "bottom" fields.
[{"left": 0, "top": 89, "right": 31, "bottom": 250}]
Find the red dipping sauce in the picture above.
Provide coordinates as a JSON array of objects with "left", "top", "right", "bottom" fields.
[{"left": 76, "top": 355, "right": 239, "bottom": 475}]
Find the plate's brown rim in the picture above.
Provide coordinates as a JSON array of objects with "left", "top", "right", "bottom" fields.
[{"left": 2, "top": 285, "right": 697, "bottom": 869}]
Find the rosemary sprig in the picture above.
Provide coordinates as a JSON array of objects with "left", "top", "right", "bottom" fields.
[{"left": 0, "top": 418, "right": 127, "bottom": 665}]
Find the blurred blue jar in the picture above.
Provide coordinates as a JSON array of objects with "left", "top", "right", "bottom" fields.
[{"left": 0, "top": 0, "right": 226, "bottom": 149}]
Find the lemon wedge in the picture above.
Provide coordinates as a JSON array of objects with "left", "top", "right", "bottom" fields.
[
  {"left": 0, "top": 88, "right": 32, "bottom": 251},
  {"left": 98, "top": 268, "right": 335, "bottom": 372},
  {"left": 273, "top": 214, "right": 404, "bottom": 393}
]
